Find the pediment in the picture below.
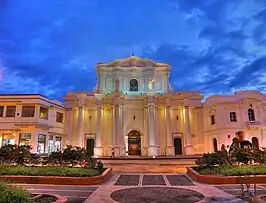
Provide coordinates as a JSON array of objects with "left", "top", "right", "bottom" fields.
[
  {"left": 240, "top": 97, "right": 262, "bottom": 104},
  {"left": 97, "top": 56, "right": 169, "bottom": 68}
]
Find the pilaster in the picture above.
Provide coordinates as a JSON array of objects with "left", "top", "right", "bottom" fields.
[
  {"left": 147, "top": 93, "right": 159, "bottom": 156},
  {"left": 35, "top": 105, "right": 40, "bottom": 119},
  {"left": 16, "top": 105, "right": 22, "bottom": 118},
  {"left": 165, "top": 104, "right": 174, "bottom": 156},
  {"left": 3, "top": 105, "right": 6, "bottom": 117},
  {"left": 111, "top": 95, "right": 125, "bottom": 157},
  {"left": 77, "top": 99, "right": 84, "bottom": 147},
  {"left": 94, "top": 94, "right": 105, "bottom": 157},
  {"left": 184, "top": 106, "right": 194, "bottom": 155}
]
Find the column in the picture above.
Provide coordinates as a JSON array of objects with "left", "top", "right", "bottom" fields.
[
  {"left": 119, "top": 105, "right": 126, "bottom": 156},
  {"left": 112, "top": 104, "right": 120, "bottom": 156},
  {"left": 35, "top": 105, "right": 40, "bottom": 119},
  {"left": 147, "top": 103, "right": 159, "bottom": 156},
  {"left": 165, "top": 105, "right": 175, "bottom": 155},
  {"left": 45, "top": 134, "right": 50, "bottom": 154},
  {"left": 31, "top": 129, "right": 38, "bottom": 153},
  {"left": 94, "top": 105, "right": 103, "bottom": 157},
  {"left": 143, "top": 106, "right": 148, "bottom": 156},
  {"left": 184, "top": 106, "right": 194, "bottom": 155},
  {"left": 16, "top": 105, "right": 22, "bottom": 118},
  {"left": 3, "top": 105, "right": 6, "bottom": 117},
  {"left": 77, "top": 106, "right": 84, "bottom": 147},
  {"left": 65, "top": 109, "right": 72, "bottom": 146}
]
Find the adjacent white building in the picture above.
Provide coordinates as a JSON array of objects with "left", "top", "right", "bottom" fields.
[
  {"left": 1, "top": 56, "right": 266, "bottom": 156},
  {"left": 0, "top": 94, "right": 65, "bottom": 154}
]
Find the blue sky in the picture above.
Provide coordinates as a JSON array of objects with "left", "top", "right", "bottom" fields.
[{"left": 0, "top": 0, "right": 265, "bottom": 100}]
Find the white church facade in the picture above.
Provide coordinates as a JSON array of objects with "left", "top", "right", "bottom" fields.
[
  {"left": 0, "top": 56, "right": 266, "bottom": 157},
  {"left": 63, "top": 56, "right": 266, "bottom": 157}
]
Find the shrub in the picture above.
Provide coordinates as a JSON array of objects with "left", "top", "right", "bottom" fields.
[
  {"left": 234, "top": 148, "right": 252, "bottom": 164},
  {"left": 62, "top": 145, "right": 88, "bottom": 164},
  {"left": 0, "top": 145, "right": 103, "bottom": 172},
  {"left": 195, "top": 150, "right": 231, "bottom": 168},
  {"left": 252, "top": 149, "right": 266, "bottom": 164},
  {"left": 0, "top": 181, "right": 33, "bottom": 203},
  {"left": 0, "top": 145, "right": 32, "bottom": 164},
  {"left": 86, "top": 157, "right": 97, "bottom": 168},
  {"left": 48, "top": 151, "right": 63, "bottom": 165},
  {"left": 96, "top": 161, "right": 104, "bottom": 172}
]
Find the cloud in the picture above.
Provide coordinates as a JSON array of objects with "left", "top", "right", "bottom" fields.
[{"left": 0, "top": 0, "right": 265, "bottom": 100}]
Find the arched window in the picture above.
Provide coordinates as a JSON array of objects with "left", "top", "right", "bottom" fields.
[
  {"left": 129, "top": 79, "right": 138, "bottom": 91},
  {"left": 252, "top": 137, "right": 259, "bottom": 149},
  {"left": 248, "top": 109, "right": 255, "bottom": 121},
  {"left": 213, "top": 138, "right": 218, "bottom": 152}
]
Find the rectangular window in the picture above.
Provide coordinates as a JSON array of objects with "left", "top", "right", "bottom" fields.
[
  {"left": 0, "top": 106, "right": 4, "bottom": 117},
  {"left": 48, "top": 135, "right": 53, "bottom": 154},
  {"left": 39, "top": 107, "right": 48, "bottom": 119},
  {"left": 19, "top": 133, "right": 31, "bottom": 145},
  {"left": 229, "top": 112, "right": 237, "bottom": 122},
  {"left": 37, "top": 134, "right": 46, "bottom": 154},
  {"left": 55, "top": 136, "right": 62, "bottom": 151},
  {"left": 56, "top": 112, "right": 64, "bottom": 123},
  {"left": 2, "top": 133, "right": 15, "bottom": 146},
  {"left": 22, "top": 106, "right": 35, "bottom": 117},
  {"left": 6, "top": 106, "right": 16, "bottom": 117},
  {"left": 211, "top": 115, "right": 215, "bottom": 125}
]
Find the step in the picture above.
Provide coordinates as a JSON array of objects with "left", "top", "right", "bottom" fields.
[{"left": 99, "top": 158, "right": 197, "bottom": 173}]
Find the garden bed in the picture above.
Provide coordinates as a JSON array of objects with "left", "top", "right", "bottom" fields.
[
  {"left": 197, "top": 164, "right": 266, "bottom": 176},
  {"left": 0, "top": 165, "right": 100, "bottom": 177},
  {"left": 187, "top": 167, "right": 266, "bottom": 184},
  {"left": 0, "top": 166, "right": 112, "bottom": 185}
]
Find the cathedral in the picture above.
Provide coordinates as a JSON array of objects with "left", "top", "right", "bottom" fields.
[
  {"left": 0, "top": 56, "right": 265, "bottom": 157},
  {"left": 63, "top": 56, "right": 266, "bottom": 157}
]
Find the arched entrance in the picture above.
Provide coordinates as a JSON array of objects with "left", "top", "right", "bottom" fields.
[
  {"left": 86, "top": 139, "right": 94, "bottom": 156},
  {"left": 252, "top": 137, "right": 259, "bottom": 149},
  {"left": 174, "top": 137, "right": 182, "bottom": 155},
  {"left": 128, "top": 130, "right": 141, "bottom": 155}
]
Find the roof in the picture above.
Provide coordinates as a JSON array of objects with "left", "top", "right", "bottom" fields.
[
  {"left": 0, "top": 93, "right": 46, "bottom": 97},
  {"left": 0, "top": 94, "right": 65, "bottom": 108}
]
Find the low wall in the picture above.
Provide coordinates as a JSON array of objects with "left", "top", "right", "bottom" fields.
[{"left": 0, "top": 168, "right": 112, "bottom": 185}]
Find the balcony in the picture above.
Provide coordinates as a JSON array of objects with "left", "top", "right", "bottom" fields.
[{"left": 245, "top": 121, "right": 262, "bottom": 129}]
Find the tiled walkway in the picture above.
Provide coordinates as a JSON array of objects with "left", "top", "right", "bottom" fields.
[
  {"left": 85, "top": 173, "right": 248, "bottom": 203},
  {"left": 114, "top": 174, "right": 194, "bottom": 186}
]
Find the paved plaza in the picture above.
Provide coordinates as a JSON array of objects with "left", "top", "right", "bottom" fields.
[
  {"left": 85, "top": 173, "right": 249, "bottom": 203},
  {"left": 20, "top": 173, "right": 266, "bottom": 202}
]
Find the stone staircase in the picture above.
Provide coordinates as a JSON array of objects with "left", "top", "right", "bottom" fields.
[{"left": 98, "top": 157, "right": 199, "bottom": 173}]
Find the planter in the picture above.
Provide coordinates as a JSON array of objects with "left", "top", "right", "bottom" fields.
[
  {"left": 187, "top": 167, "right": 266, "bottom": 184},
  {"left": 32, "top": 193, "right": 67, "bottom": 203},
  {"left": 0, "top": 168, "right": 112, "bottom": 185}
]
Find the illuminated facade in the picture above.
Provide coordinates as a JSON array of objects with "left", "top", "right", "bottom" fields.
[
  {"left": 64, "top": 56, "right": 205, "bottom": 157},
  {"left": 64, "top": 56, "right": 266, "bottom": 157},
  {"left": 1, "top": 56, "right": 266, "bottom": 156},
  {"left": 203, "top": 91, "right": 266, "bottom": 152},
  {"left": 0, "top": 94, "right": 64, "bottom": 153}
]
